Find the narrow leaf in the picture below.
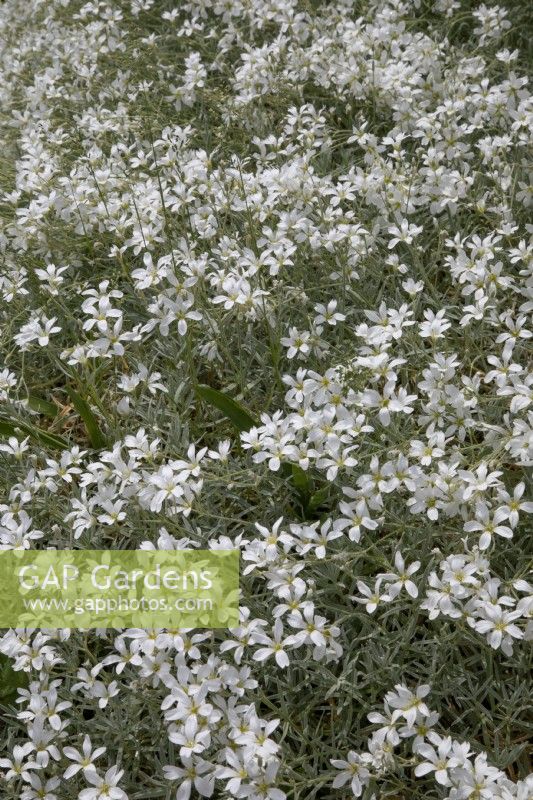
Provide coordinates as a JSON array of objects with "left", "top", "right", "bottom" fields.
[
  {"left": 66, "top": 386, "right": 107, "bottom": 449},
  {"left": 0, "top": 415, "right": 69, "bottom": 451},
  {"left": 26, "top": 425, "right": 69, "bottom": 451},
  {"left": 26, "top": 394, "right": 58, "bottom": 418},
  {"left": 290, "top": 463, "right": 311, "bottom": 493},
  {"left": 196, "top": 384, "right": 259, "bottom": 432},
  {"left": 0, "top": 419, "right": 17, "bottom": 438},
  {"left": 0, "top": 654, "right": 28, "bottom": 703},
  {"left": 308, "top": 485, "right": 330, "bottom": 511}
]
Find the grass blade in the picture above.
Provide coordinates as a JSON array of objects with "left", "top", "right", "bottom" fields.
[
  {"left": 25, "top": 393, "right": 58, "bottom": 418},
  {"left": 66, "top": 386, "right": 107, "bottom": 449},
  {"left": 0, "top": 654, "right": 28, "bottom": 704},
  {"left": 0, "top": 415, "right": 69, "bottom": 450},
  {"left": 196, "top": 384, "right": 259, "bottom": 432}
]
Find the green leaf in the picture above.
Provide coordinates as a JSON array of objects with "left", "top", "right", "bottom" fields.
[
  {"left": 0, "top": 415, "right": 69, "bottom": 450},
  {"left": 196, "top": 386, "right": 322, "bottom": 518},
  {"left": 0, "top": 654, "right": 28, "bottom": 704},
  {"left": 66, "top": 386, "right": 107, "bottom": 449},
  {"left": 290, "top": 463, "right": 311, "bottom": 493},
  {"left": 0, "top": 418, "right": 17, "bottom": 438},
  {"left": 196, "top": 384, "right": 259, "bottom": 432},
  {"left": 26, "top": 394, "right": 58, "bottom": 418},
  {"left": 27, "top": 424, "right": 69, "bottom": 451},
  {"left": 308, "top": 485, "right": 330, "bottom": 511}
]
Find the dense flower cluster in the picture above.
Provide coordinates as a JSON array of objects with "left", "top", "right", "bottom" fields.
[
  {"left": 0, "top": 0, "right": 531, "bottom": 798},
  {"left": 332, "top": 684, "right": 533, "bottom": 799}
]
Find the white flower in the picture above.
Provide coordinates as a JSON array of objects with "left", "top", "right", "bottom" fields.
[
  {"left": 458, "top": 464, "right": 503, "bottom": 500},
  {"left": 313, "top": 300, "right": 346, "bottom": 326},
  {"left": 92, "top": 680, "right": 119, "bottom": 709},
  {"left": 168, "top": 716, "right": 211, "bottom": 758},
  {"left": 253, "top": 618, "right": 292, "bottom": 668},
  {"left": 14, "top": 315, "right": 61, "bottom": 350},
  {"left": 385, "top": 684, "right": 431, "bottom": 727},
  {"left": 21, "top": 773, "right": 60, "bottom": 800},
  {"left": 0, "top": 743, "right": 40, "bottom": 781},
  {"left": 419, "top": 309, "right": 451, "bottom": 340},
  {"left": 352, "top": 579, "right": 391, "bottom": 613},
  {"left": 63, "top": 735, "right": 106, "bottom": 779},
  {"left": 331, "top": 751, "right": 370, "bottom": 797},
  {"left": 0, "top": 435, "right": 30, "bottom": 459},
  {"left": 464, "top": 504, "right": 513, "bottom": 550},
  {"left": 335, "top": 498, "right": 378, "bottom": 542},
  {"left": 163, "top": 758, "right": 214, "bottom": 800},
  {"left": 79, "top": 766, "right": 128, "bottom": 800},
  {"left": 34, "top": 264, "right": 69, "bottom": 295},
  {"left": 379, "top": 551, "right": 421, "bottom": 598},
  {"left": 414, "top": 735, "right": 470, "bottom": 785},
  {"left": 474, "top": 606, "right": 523, "bottom": 651},
  {"left": 387, "top": 219, "right": 423, "bottom": 249},
  {"left": 402, "top": 278, "right": 424, "bottom": 295},
  {"left": 496, "top": 482, "right": 533, "bottom": 527},
  {"left": 280, "top": 327, "right": 311, "bottom": 359}
]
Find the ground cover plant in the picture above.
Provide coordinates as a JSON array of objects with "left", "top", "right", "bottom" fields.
[{"left": 0, "top": 0, "right": 532, "bottom": 797}]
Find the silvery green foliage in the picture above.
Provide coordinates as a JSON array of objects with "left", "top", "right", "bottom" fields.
[{"left": 0, "top": 0, "right": 532, "bottom": 798}]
